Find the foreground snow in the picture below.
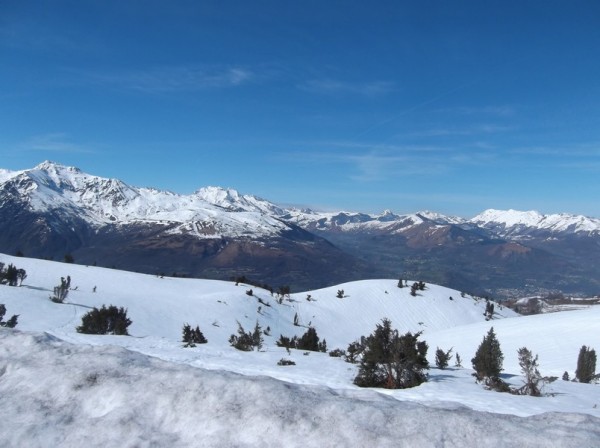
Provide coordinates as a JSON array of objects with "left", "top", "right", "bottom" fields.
[
  {"left": 2, "top": 331, "right": 599, "bottom": 448},
  {"left": 1, "top": 253, "right": 600, "bottom": 446}
]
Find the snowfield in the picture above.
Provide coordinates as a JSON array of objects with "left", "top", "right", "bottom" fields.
[{"left": 1, "top": 253, "right": 600, "bottom": 447}]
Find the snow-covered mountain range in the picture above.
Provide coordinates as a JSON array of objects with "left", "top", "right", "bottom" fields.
[
  {"left": 3, "top": 161, "right": 598, "bottom": 238},
  {"left": 1, "top": 161, "right": 599, "bottom": 297}
]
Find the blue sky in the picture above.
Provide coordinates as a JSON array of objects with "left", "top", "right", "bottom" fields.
[{"left": 1, "top": 1, "right": 599, "bottom": 217}]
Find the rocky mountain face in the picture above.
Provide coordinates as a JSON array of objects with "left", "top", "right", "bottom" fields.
[{"left": 1, "top": 161, "right": 598, "bottom": 298}]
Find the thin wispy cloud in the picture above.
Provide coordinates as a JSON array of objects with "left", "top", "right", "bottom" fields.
[
  {"left": 87, "top": 66, "right": 254, "bottom": 93},
  {"left": 436, "top": 105, "right": 516, "bottom": 117},
  {"left": 19, "top": 133, "right": 93, "bottom": 154},
  {"left": 299, "top": 79, "right": 395, "bottom": 96},
  {"left": 0, "top": 19, "right": 92, "bottom": 53},
  {"left": 279, "top": 144, "right": 476, "bottom": 182},
  {"left": 510, "top": 144, "right": 600, "bottom": 158},
  {"left": 408, "top": 124, "right": 514, "bottom": 138}
]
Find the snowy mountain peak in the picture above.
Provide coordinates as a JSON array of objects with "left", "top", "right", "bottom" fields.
[
  {"left": 472, "top": 209, "right": 544, "bottom": 227},
  {"left": 34, "top": 160, "right": 80, "bottom": 174},
  {"left": 194, "top": 186, "right": 285, "bottom": 215},
  {"left": 471, "top": 209, "right": 600, "bottom": 236}
]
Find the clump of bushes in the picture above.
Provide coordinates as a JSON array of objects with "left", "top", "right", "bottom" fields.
[
  {"left": 0, "top": 263, "right": 26, "bottom": 286},
  {"left": 276, "top": 327, "right": 327, "bottom": 353},
  {"left": 76, "top": 305, "right": 131, "bottom": 335},
  {"left": 182, "top": 323, "right": 207, "bottom": 347},
  {"left": 229, "top": 321, "right": 263, "bottom": 351},
  {"left": 329, "top": 348, "right": 345, "bottom": 358}
]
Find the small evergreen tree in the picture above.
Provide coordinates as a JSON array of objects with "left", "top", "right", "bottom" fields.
[
  {"left": 471, "top": 327, "right": 504, "bottom": 382},
  {"left": 454, "top": 352, "right": 463, "bottom": 368},
  {"left": 354, "top": 318, "right": 429, "bottom": 389},
  {"left": 575, "top": 345, "right": 597, "bottom": 383},
  {"left": 252, "top": 321, "right": 264, "bottom": 351},
  {"left": 336, "top": 289, "right": 344, "bottom": 298},
  {"left": 562, "top": 371, "right": 569, "bottom": 381},
  {"left": 0, "top": 304, "right": 18, "bottom": 328},
  {"left": 516, "top": 347, "right": 543, "bottom": 396},
  {"left": 435, "top": 347, "right": 453, "bottom": 370}
]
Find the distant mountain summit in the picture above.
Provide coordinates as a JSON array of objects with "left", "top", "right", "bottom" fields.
[
  {"left": 471, "top": 209, "right": 600, "bottom": 237},
  {"left": 0, "top": 161, "right": 598, "bottom": 297}
]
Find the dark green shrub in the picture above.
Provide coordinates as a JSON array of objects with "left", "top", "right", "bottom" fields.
[
  {"left": 329, "top": 348, "right": 345, "bottom": 358},
  {"left": 76, "top": 305, "right": 131, "bottom": 335},
  {"left": 277, "top": 358, "right": 296, "bottom": 366},
  {"left": 229, "top": 321, "right": 263, "bottom": 351},
  {"left": 354, "top": 318, "right": 429, "bottom": 389}
]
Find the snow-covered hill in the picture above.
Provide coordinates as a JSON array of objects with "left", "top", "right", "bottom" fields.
[{"left": 2, "top": 252, "right": 600, "bottom": 447}]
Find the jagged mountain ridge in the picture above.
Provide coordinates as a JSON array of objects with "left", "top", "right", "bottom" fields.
[{"left": 1, "top": 161, "right": 599, "bottom": 297}]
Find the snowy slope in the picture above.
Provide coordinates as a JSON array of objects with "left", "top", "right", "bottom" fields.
[{"left": 2, "top": 252, "right": 600, "bottom": 426}]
